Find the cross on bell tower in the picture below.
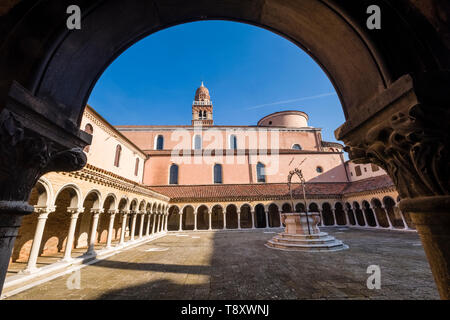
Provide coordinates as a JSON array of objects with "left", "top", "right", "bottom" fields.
[{"left": 192, "top": 82, "right": 213, "bottom": 126}]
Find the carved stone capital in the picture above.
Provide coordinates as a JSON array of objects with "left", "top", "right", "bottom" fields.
[
  {"left": 0, "top": 109, "right": 87, "bottom": 206},
  {"left": 0, "top": 82, "right": 91, "bottom": 215},
  {"left": 336, "top": 73, "right": 450, "bottom": 199}
]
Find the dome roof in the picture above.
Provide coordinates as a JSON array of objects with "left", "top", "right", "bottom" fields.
[{"left": 194, "top": 82, "right": 210, "bottom": 101}]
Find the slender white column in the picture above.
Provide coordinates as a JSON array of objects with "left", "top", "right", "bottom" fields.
[
  {"left": 62, "top": 207, "right": 83, "bottom": 261},
  {"left": 86, "top": 208, "right": 103, "bottom": 255},
  {"left": 265, "top": 210, "right": 269, "bottom": 229},
  {"left": 370, "top": 206, "right": 380, "bottom": 228},
  {"left": 130, "top": 211, "right": 137, "bottom": 241},
  {"left": 397, "top": 207, "right": 410, "bottom": 230},
  {"left": 361, "top": 208, "right": 369, "bottom": 227},
  {"left": 23, "top": 207, "right": 55, "bottom": 273},
  {"left": 318, "top": 210, "right": 324, "bottom": 226},
  {"left": 165, "top": 214, "right": 169, "bottom": 231},
  {"left": 344, "top": 210, "right": 351, "bottom": 226},
  {"left": 223, "top": 211, "right": 227, "bottom": 230},
  {"left": 208, "top": 211, "right": 212, "bottom": 230},
  {"left": 157, "top": 214, "right": 162, "bottom": 232},
  {"left": 194, "top": 212, "right": 198, "bottom": 231},
  {"left": 150, "top": 213, "right": 156, "bottom": 234},
  {"left": 145, "top": 213, "right": 151, "bottom": 236},
  {"left": 119, "top": 211, "right": 129, "bottom": 245},
  {"left": 237, "top": 211, "right": 241, "bottom": 230},
  {"left": 179, "top": 213, "right": 183, "bottom": 231},
  {"left": 381, "top": 205, "right": 394, "bottom": 229},
  {"left": 138, "top": 212, "right": 145, "bottom": 238},
  {"left": 332, "top": 209, "right": 338, "bottom": 226},
  {"left": 106, "top": 210, "right": 117, "bottom": 249},
  {"left": 251, "top": 211, "right": 256, "bottom": 229}
]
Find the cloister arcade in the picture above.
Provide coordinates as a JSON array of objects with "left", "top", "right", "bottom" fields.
[
  {"left": 164, "top": 197, "right": 414, "bottom": 233},
  {"left": 7, "top": 177, "right": 170, "bottom": 278}
]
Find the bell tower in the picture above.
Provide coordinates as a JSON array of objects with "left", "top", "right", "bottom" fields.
[{"left": 192, "top": 82, "right": 213, "bottom": 126}]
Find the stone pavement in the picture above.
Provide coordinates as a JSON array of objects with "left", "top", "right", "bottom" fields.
[{"left": 6, "top": 228, "right": 439, "bottom": 300}]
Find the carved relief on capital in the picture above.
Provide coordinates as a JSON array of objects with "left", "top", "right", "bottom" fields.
[
  {"left": 344, "top": 103, "right": 449, "bottom": 199},
  {"left": 0, "top": 109, "right": 87, "bottom": 203}
]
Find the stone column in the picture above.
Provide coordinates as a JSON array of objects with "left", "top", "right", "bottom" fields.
[
  {"left": 336, "top": 73, "right": 450, "bottom": 298},
  {"left": 86, "top": 208, "right": 103, "bottom": 255},
  {"left": 361, "top": 207, "right": 369, "bottom": 227},
  {"left": 130, "top": 211, "right": 137, "bottom": 241},
  {"left": 251, "top": 211, "right": 256, "bottom": 229},
  {"left": 382, "top": 205, "right": 394, "bottom": 229},
  {"left": 397, "top": 207, "right": 410, "bottom": 230},
  {"left": 237, "top": 211, "right": 241, "bottom": 230},
  {"left": 179, "top": 213, "right": 183, "bottom": 231},
  {"left": 370, "top": 206, "right": 380, "bottom": 228},
  {"left": 119, "top": 211, "right": 129, "bottom": 245},
  {"left": 106, "top": 210, "right": 117, "bottom": 249},
  {"left": 138, "top": 211, "right": 145, "bottom": 239},
  {"left": 62, "top": 207, "right": 83, "bottom": 262},
  {"left": 194, "top": 212, "right": 198, "bottom": 231},
  {"left": 208, "top": 211, "right": 212, "bottom": 230},
  {"left": 165, "top": 214, "right": 169, "bottom": 232},
  {"left": 151, "top": 213, "right": 156, "bottom": 234},
  {"left": 0, "top": 92, "right": 89, "bottom": 293},
  {"left": 342, "top": 209, "right": 348, "bottom": 226},
  {"left": 265, "top": 209, "right": 269, "bottom": 229},
  {"left": 145, "top": 213, "right": 151, "bottom": 236},
  {"left": 23, "top": 206, "right": 55, "bottom": 273},
  {"left": 157, "top": 214, "right": 162, "bottom": 233},
  {"left": 401, "top": 197, "right": 450, "bottom": 299},
  {"left": 318, "top": 210, "right": 324, "bottom": 226},
  {"left": 332, "top": 209, "right": 338, "bottom": 226},
  {"left": 223, "top": 211, "right": 227, "bottom": 230}
]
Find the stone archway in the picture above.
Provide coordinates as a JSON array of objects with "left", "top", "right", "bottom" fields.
[{"left": 0, "top": 0, "right": 449, "bottom": 298}]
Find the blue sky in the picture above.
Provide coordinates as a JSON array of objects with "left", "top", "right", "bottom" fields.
[{"left": 88, "top": 21, "right": 345, "bottom": 144}]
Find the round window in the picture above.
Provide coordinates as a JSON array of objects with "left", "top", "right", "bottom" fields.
[{"left": 316, "top": 166, "right": 323, "bottom": 173}]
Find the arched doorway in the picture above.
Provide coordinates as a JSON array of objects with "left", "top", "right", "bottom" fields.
[
  {"left": 334, "top": 203, "right": 346, "bottom": 226},
  {"left": 345, "top": 203, "right": 356, "bottom": 226},
  {"left": 371, "top": 198, "right": 390, "bottom": 228},
  {"left": 197, "top": 205, "right": 209, "bottom": 230},
  {"left": 353, "top": 202, "right": 366, "bottom": 227},
  {"left": 225, "top": 205, "right": 238, "bottom": 229},
  {"left": 239, "top": 205, "right": 252, "bottom": 229},
  {"left": 362, "top": 201, "right": 377, "bottom": 227},
  {"left": 167, "top": 206, "right": 180, "bottom": 231},
  {"left": 254, "top": 204, "right": 266, "bottom": 229},
  {"left": 321, "top": 203, "right": 334, "bottom": 226},
  {"left": 211, "top": 205, "right": 224, "bottom": 230},
  {"left": 182, "top": 206, "right": 195, "bottom": 231},
  {"left": 268, "top": 204, "right": 280, "bottom": 228}
]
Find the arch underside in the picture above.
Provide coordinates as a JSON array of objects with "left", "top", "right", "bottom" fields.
[{"left": 1, "top": 0, "right": 445, "bottom": 132}]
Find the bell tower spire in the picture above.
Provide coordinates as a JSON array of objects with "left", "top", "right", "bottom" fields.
[{"left": 192, "top": 82, "right": 213, "bottom": 126}]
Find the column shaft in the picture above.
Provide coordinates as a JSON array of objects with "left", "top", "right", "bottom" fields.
[
  {"left": 106, "top": 212, "right": 116, "bottom": 249},
  {"left": 63, "top": 210, "right": 81, "bottom": 261},
  {"left": 24, "top": 210, "right": 51, "bottom": 272}
]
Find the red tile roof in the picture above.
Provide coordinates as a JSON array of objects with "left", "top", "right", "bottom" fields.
[{"left": 148, "top": 175, "right": 394, "bottom": 202}]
